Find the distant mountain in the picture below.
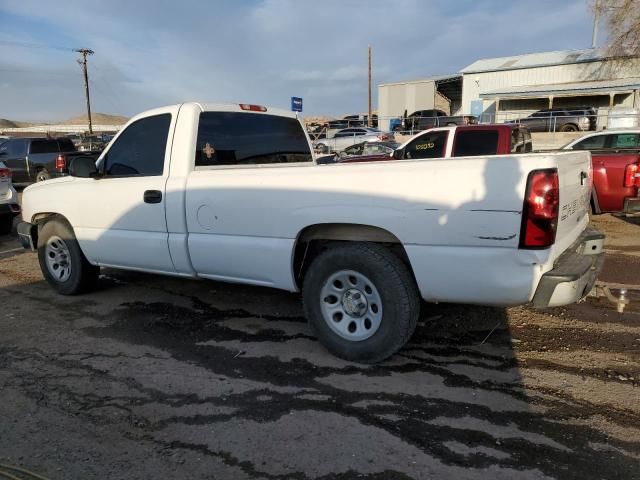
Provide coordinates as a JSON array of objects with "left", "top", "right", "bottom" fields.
[
  {"left": 62, "top": 113, "right": 129, "bottom": 125},
  {"left": 0, "top": 113, "right": 127, "bottom": 128},
  {"left": 0, "top": 119, "right": 18, "bottom": 128}
]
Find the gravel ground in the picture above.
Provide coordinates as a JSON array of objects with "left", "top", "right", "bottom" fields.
[{"left": 0, "top": 214, "right": 638, "bottom": 480}]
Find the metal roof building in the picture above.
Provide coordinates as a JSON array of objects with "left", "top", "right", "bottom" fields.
[
  {"left": 377, "top": 74, "right": 462, "bottom": 132},
  {"left": 460, "top": 48, "right": 640, "bottom": 122}
]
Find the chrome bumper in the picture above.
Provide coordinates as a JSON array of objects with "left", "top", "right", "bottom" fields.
[{"left": 531, "top": 228, "right": 605, "bottom": 308}]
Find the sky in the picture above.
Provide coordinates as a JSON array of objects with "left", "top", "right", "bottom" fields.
[{"left": 0, "top": 0, "right": 603, "bottom": 122}]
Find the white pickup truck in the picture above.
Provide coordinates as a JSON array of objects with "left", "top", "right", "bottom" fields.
[{"left": 18, "top": 102, "right": 604, "bottom": 363}]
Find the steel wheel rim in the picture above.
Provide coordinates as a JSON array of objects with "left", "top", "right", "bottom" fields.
[
  {"left": 45, "top": 235, "right": 72, "bottom": 282},
  {"left": 319, "top": 270, "right": 383, "bottom": 342},
  {"left": 37, "top": 172, "right": 48, "bottom": 182}
]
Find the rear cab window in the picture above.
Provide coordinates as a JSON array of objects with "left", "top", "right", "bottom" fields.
[
  {"left": 29, "top": 139, "right": 62, "bottom": 154},
  {"left": 57, "top": 138, "right": 76, "bottom": 152},
  {"left": 195, "top": 112, "right": 312, "bottom": 167},
  {"left": 452, "top": 130, "right": 499, "bottom": 156}
]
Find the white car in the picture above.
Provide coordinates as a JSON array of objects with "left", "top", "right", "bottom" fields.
[
  {"left": 0, "top": 161, "right": 20, "bottom": 234},
  {"left": 18, "top": 102, "right": 603, "bottom": 363},
  {"left": 562, "top": 129, "right": 640, "bottom": 151},
  {"left": 313, "top": 127, "right": 392, "bottom": 153}
]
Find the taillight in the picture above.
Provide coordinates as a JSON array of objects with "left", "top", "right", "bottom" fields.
[
  {"left": 624, "top": 163, "right": 640, "bottom": 188},
  {"left": 519, "top": 168, "right": 559, "bottom": 249},
  {"left": 55, "top": 154, "right": 66, "bottom": 171},
  {"left": 0, "top": 167, "right": 11, "bottom": 179},
  {"left": 239, "top": 104, "right": 267, "bottom": 112}
]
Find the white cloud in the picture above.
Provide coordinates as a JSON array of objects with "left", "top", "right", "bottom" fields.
[{"left": 0, "top": 0, "right": 595, "bottom": 120}]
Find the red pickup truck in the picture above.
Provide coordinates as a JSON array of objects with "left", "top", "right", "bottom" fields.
[
  {"left": 336, "top": 124, "right": 532, "bottom": 164},
  {"left": 562, "top": 130, "right": 640, "bottom": 214}
]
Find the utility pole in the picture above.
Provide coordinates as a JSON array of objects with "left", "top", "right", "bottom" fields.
[
  {"left": 368, "top": 45, "right": 372, "bottom": 127},
  {"left": 74, "top": 48, "right": 94, "bottom": 134},
  {"left": 592, "top": 0, "right": 600, "bottom": 48}
]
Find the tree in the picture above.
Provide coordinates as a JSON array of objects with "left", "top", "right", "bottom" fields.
[{"left": 594, "top": 0, "right": 640, "bottom": 56}]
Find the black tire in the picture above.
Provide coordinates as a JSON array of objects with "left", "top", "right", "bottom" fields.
[
  {"left": 36, "top": 169, "right": 51, "bottom": 182},
  {"left": 0, "top": 215, "right": 13, "bottom": 235},
  {"left": 302, "top": 242, "right": 420, "bottom": 363},
  {"left": 559, "top": 123, "right": 578, "bottom": 132},
  {"left": 37, "top": 218, "right": 99, "bottom": 295}
]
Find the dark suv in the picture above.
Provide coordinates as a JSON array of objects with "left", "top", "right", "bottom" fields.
[
  {"left": 0, "top": 137, "right": 97, "bottom": 185},
  {"left": 510, "top": 107, "right": 596, "bottom": 132}
]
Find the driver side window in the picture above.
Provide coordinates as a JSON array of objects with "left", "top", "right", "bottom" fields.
[{"left": 101, "top": 114, "right": 171, "bottom": 176}]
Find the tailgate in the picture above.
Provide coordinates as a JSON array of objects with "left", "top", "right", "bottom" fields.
[{"left": 552, "top": 151, "right": 592, "bottom": 259}]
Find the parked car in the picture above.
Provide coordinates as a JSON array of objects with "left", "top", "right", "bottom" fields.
[
  {"left": 313, "top": 128, "right": 394, "bottom": 154},
  {"left": 18, "top": 102, "right": 603, "bottom": 363},
  {"left": 0, "top": 137, "right": 100, "bottom": 185},
  {"left": 340, "top": 124, "right": 532, "bottom": 163},
  {"left": 562, "top": 129, "right": 640, "bottom": 151},
  {"left": 562, "top": 130, "right": 640, "bottom": 214},
  {"left": 509, "top": 107, "right": 596, "bottom": 132},
  {"left": 316, "top": 141, "right": 400, "bottom": 165},
  {"left": 0, "top": 161, "right": 20, "bottom": 234},
  {"left": 395, "top": 109, "right": 477, "bottom": 133},
  {"left": 340, "top": 141, "right": 399, "bottom": 158}
]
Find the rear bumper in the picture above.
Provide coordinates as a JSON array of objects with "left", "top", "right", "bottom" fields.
[
  {"left": 623, "top": 196, "right": 640, "bottom": 214},
  {"left": 0, "top": 203, "right": 21, "bottom": 216},
  {"left": 17, "top": 221, "right": 36, "bottom": 251},
  {"left": 531, "top": 228, "right": 605, "bottom": 308}
]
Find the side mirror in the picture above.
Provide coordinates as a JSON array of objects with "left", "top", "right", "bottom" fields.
[
  {"left": 68, "top": 156, "right": 98, "bottom": 178},
  {"left": 392, "top": 149, "right": 404, "bottom": 160}
]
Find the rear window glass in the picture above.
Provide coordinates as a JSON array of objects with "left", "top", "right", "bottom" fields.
[
  {"left": 57, "top": 138, "right": 76, "bottom": 152},
  {"left": 195, "top": 112, "right": 312, "bottom": 167},
  {"left": 612, "top": 133, "right": 640, "bottom": 148},
  {"left": 30, "top": 140, "right": 61, "bottom": 154},
  {"left": 453, "top": 130, "right": 499, "bottom": 157}
]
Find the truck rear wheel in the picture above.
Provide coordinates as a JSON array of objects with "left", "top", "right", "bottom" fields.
[
  {"left": 37, "top": 219, "right": 99, "bottom": 295},
  {"left": 36, "top": 169, "right": 51, "bottom": 182},
  {"left": 302, "top": 242, "right": 420, "bottom": 363}
]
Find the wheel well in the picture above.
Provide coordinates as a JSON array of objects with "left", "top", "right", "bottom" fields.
[{"left": 292, "top": 223, "right": 413, "bottom": 288}]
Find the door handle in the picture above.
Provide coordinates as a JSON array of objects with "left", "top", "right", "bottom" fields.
[{"left": 143, "top": 190, "right": 162, "bottom": 204}]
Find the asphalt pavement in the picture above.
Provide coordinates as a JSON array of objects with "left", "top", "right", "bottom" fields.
[{"left": 0, "top": 215, "right": 639, "bottom": 479}]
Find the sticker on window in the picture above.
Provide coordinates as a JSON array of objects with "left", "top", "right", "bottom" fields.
[
  {"left": 415, "top": 142, "right": 435, "bottom": 150},
  {"left": 203, "top": 142, "right": 215, "bottom": 159}
]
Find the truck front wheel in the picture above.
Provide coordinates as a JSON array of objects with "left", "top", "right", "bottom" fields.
[
  {"left": 37, "top": 219, "right": 99, "bottom": 295},
  {"left": 302, "top": 242, "right": 420, "bottom": 363}
]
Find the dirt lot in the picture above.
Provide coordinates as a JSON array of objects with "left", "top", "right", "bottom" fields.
[{"left": 0, "top": 214, "right": 639, "bottom": 480}]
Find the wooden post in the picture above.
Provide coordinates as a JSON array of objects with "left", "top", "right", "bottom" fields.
[{"left": 368, "top": 45, "right": 372, "bottom": 127}]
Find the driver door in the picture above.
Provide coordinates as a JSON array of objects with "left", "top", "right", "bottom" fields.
[{"left": 72, "top": 109, "right": 177, "bottom": 273}]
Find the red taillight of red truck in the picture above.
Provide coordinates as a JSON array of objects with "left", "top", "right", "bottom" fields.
[
  {"left": 0, "top": 167, "right": 11, "bottom": 179},
  {"left": 624, "top": 163, "right": 640, "bottom": 188},
  {"left": 55, "top": 154, "right": 66, "bottom": 171},
  {"left": 519, "top": 168, "right": 559, "bottom": 249}
]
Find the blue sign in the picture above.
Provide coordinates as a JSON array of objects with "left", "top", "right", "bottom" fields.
[
  {"left": 470, "top": 100, "right": 483, "bottom": 117},
  {"left": 291, "top": 97, "right": 303, "bottom": 112}
]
